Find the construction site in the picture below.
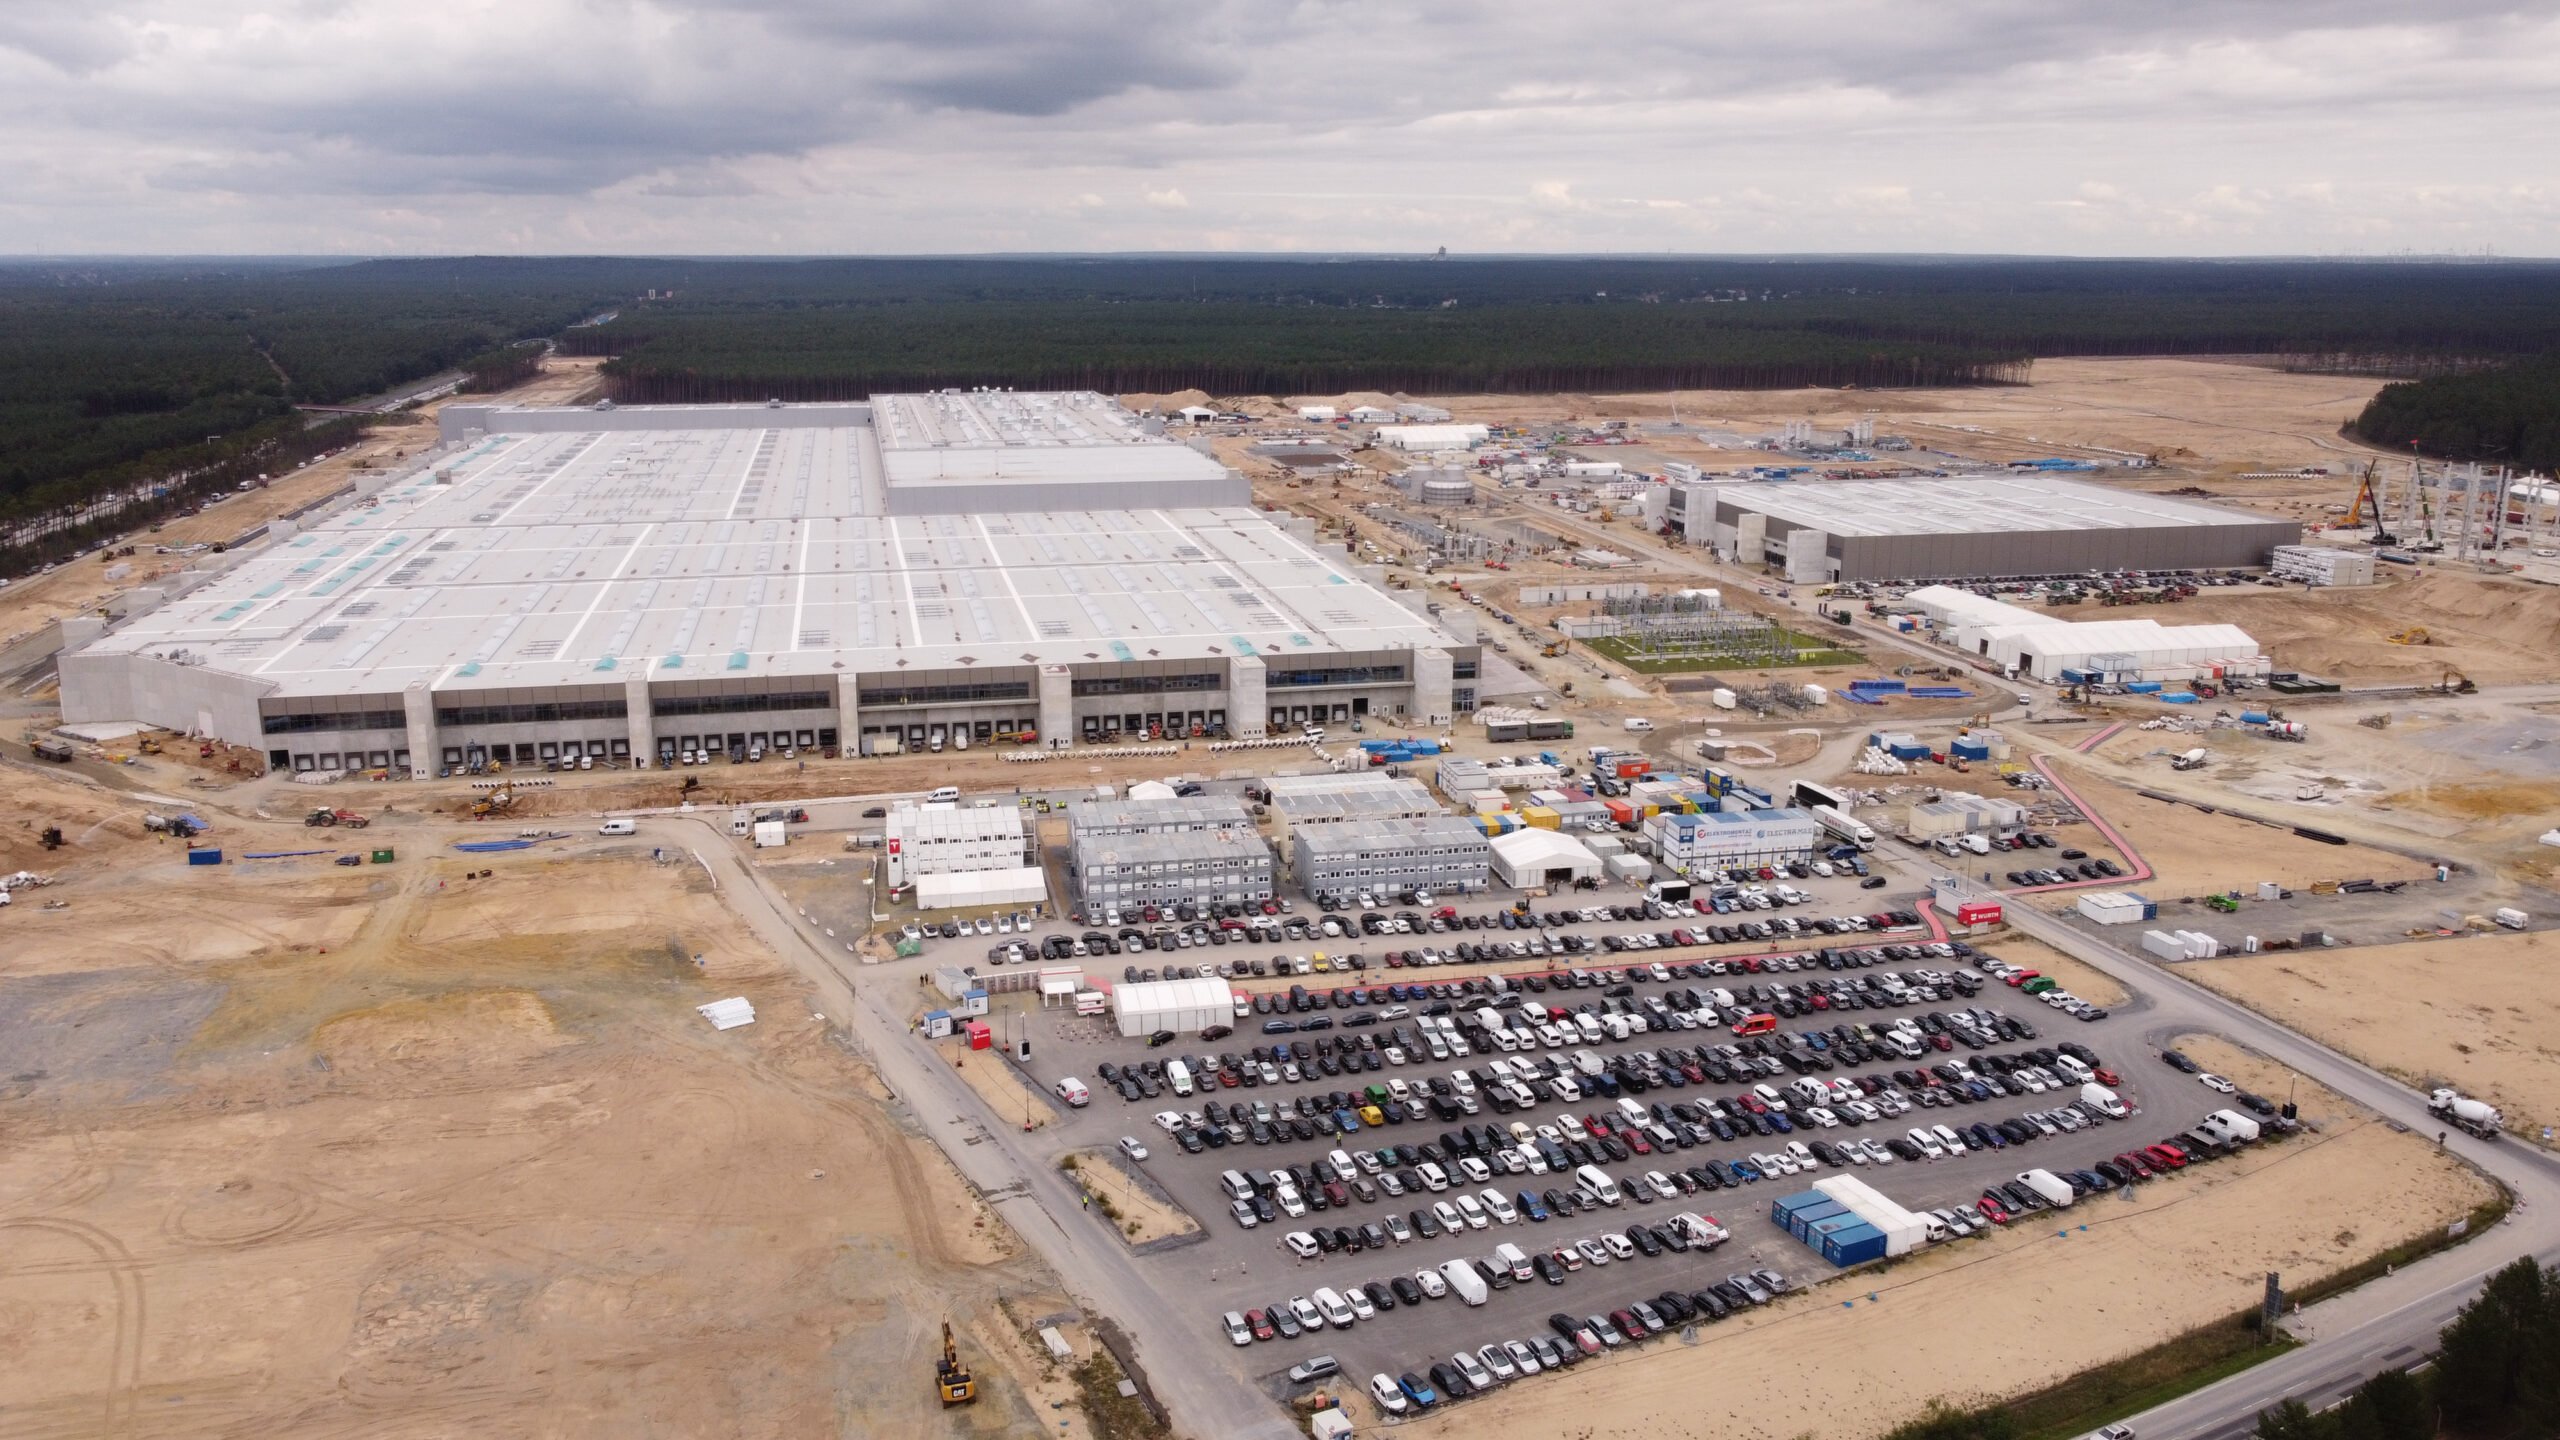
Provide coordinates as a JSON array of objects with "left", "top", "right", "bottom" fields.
[{"left": 2, "top": 353, "right": 2556, "bottom": 1440}]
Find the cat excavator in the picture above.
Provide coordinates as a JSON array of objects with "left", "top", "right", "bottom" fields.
[{"left": 935, "top": 1320, "right": 977, "bottom": 1406}]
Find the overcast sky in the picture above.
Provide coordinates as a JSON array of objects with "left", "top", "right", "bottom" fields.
[{"left": 4, "top": 1, "right": 2554, "bottom": 256}]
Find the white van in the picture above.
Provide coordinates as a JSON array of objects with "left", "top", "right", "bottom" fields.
[
  {"left": 1623, "top": 717, "right": 1655, "bottom": 733},
  {"left": 1165, "top": 1060, "right": 1194, "bottom": 1097},
  {"left": 597, "top": 817, "right": 637, "bottom": 836},
  {"left": 1055, "top": 1077, "right": 1090, "bottom": 1108},
  {"left": 1575, "top": 1163, "right": 1623, "bottom": 1206},
  {"left": 1493, "top": 1241, "right": 1533, "bottom": 1281},
  {"left": 1311, "top": 1287, "right": 1357, "bottom": 1330},
  {"left": 1416, "top": 1161, "right": 1451, "bottom": 1193},
  {"left": 926, "top": 785, "right": 961, "bottom": 804}
]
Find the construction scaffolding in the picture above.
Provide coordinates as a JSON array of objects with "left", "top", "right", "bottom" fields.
[{"left": 1597, "top": 593, "right": 1798, "bottom": 666}]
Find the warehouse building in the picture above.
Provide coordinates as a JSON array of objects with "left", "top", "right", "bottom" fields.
[
  {"left": 1071, "top": 828, "right": 1276, "bottom": 911},
  {"left": 1375, "top": 423, "right": 1490, "bottom": 451},
  {"left": 1289, "top": 815, "right": 1491, "bottom": 899},
  {"left": 884, "top": 805, "right": 1044, "bottom": 909},
  {"left": 1905, "top": 586, "right": 2267, "bottom": 682},
  {"left": 1645, "top": 807, "right": 1821, "bottom": 875},
  {"left": 58, "top": 393, "right": 1472, "bottom": 772},
  {"left": 1649, "top": 476, "right": 2299, "bottom": 583}
]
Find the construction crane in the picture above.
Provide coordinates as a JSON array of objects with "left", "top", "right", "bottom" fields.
[
  {"left": 2345, "top": 461, "right": 2397, "bottom": 546},
  {"left": 935, "top": 1321, "right": 977, "bottom": 1406}
]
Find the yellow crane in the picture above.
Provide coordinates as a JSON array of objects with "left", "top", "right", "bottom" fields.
[{"left": 935, "top": 1320, "right": 977, "bottom": 1406}]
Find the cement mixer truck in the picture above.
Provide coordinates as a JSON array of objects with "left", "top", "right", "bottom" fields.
[{"left": 2429, "top": 1088, "right": 2503, "bottom": 1139}]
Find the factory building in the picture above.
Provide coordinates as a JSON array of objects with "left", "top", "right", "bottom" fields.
[
  {"left": 1648, "top": 476, "right": 2299, "bottom": 583},
  {"left": 1070, "top": 828, "right": 1276, "bottom": 911},
  {"left": 1645, "top": 807, "right": 1822, "bottom": 876},
  {"left": 1288, "top": 815, "right": 1491, "bottom": 900},
  {"left": 1904, "top": 586, "right": 2266, "bottom": 683},
  {"left": 58, "top": 393, "right": 1473, "bottom": 773}
]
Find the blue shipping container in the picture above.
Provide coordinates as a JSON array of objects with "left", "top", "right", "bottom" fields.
[
  {"left": 1788, "top": 1198, "right": 1850, "bottom": 1241},
  {"left": 1769, "top": 1190, "right": 1829, "bottom": 1227},
  {"left": 187, "top": 848, "right": 223, "bottom": 865},
  {"left": 1816, "top": 1218, "right": 1888, "bottom": 1267}
]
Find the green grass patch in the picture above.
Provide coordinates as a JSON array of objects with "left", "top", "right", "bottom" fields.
[
  {"left": 2011, "top": 1320, "right": 2298, "bottom": 1440},
  {"left": 1583, "top": 630, "right": 1865, "bottom": 673}
]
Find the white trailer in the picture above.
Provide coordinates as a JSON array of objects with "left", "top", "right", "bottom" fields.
[{"left": 1809, "top": 805, "right": 1875, "bottom": 850}]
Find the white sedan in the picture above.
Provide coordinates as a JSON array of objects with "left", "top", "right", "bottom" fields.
[
  {"left": 2199, "top": 1073, "right": 2237, "bottom": 1094},
  {"left": 1118, "top": 1136, "right": 1150, "bottom": 1161}
]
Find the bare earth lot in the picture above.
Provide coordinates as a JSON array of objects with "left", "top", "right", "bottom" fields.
[
  {"left": 0, "top": 796, "right": 1064, "bottom": 1439},
  {"left": 1403, "top": 1041, "right": 2490, "bottom": 1440},
  {"left": 2187, "top": 930, "right": 2560, "bottom": 1144}
]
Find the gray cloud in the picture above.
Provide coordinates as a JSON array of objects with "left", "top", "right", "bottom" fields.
[{"left": 0, "top": 1, "right": 2551, "bottom": 253}]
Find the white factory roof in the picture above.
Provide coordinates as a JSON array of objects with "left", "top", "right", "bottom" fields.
[
  {"left": 80, "top": 406, "right": 1445, "bottom": 699},
  {"left": 1908, "top": 586, "right": 2258, "bottom": 661},
  {"left": 1694, "top": 476, "right": 2280, "bottom": 537}
]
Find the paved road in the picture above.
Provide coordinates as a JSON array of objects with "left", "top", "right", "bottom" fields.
[
  {"left": 1879, "top": 841, "right": 2560, "bottom": 1438},
  {"left": 666, "top": 816, "right": 1304, "bottom": 1440}
]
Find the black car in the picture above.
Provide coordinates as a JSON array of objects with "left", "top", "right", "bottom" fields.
[{"left": 1365, "top": 1279, "right": 1397, "bottom": 1312}]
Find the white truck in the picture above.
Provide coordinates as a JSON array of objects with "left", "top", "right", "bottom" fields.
[
  {"left": 2430, "top": 1088, "right": 2504, "bottom": 1139},
  {"left": 2494, "top": 907, "right": 2529, "bottom": 931},
  {"left": 2171, "top": 747, "right": 2209, "bottom": 770},
  {"left": 1165, "top": 1059, "right": 1194, "bottom": 1097},
  {"left": 1439, "top": 1257, "right": 1490, "bottom": 1306},
  {"left": 1810, "top": 804, "right": 1876, "bottom": 850},
  {"left": 2015, "top": 1168, "right": 2076, "bottom": 1208}
]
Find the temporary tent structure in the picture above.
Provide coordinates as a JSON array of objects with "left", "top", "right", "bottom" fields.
[
  {"left": 1488, "top": 829, "right": 1603, "bottom": 890},
  {"left": 1111, "top": 976, "right": 1236, "bottom": 1037}
]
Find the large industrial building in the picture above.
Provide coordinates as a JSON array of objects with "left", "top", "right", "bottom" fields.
[
  {"left": 58, "top": 393, "right": 1477, "bottom": 775},
  {"left": 1649, "top": 476, "right": 2299, "bottom": 583}
]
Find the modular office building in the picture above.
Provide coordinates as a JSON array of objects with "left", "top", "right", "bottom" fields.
[
  {"left": 1651, "top": 476, "right": 2299, "bottom": 583},
  {"left": 1071, "top": 828, "right": 1276, "bottom": 910},
  {"left": 1289, "top": 815, "right": 1492, "bottom": 899},
  {"left": 1645, "top": 807, "right": 1822, "bottom": 875},
  {"left": 59, "top": 392, "right": 1475, "bottom": 775}
]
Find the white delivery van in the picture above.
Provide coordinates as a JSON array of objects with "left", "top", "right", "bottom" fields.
[
  {"left": 1440, "top": 1258, "right": 1490, "bottom": 1306},
  {"left": 1311, "top": 1287, "right": 1357, "bottom": 1329},
  {"left": 1623, "top": 717, "right": 1655, "bottom": 733},
  {"left": 1416, "top": 1160, "right": 1451, "bottom": 1192},
  {"left": 1494, "top": 1242, "right": 1533, "bottom": 1281},
  {"left": 1054, "top": 1077, "right": 1090, "bottom": 1107},
  {"left": 1575, "top": 1163, "right": 1623, "bottom": 1206},
  {"left": 926, "top": 785, "right": 961, "bottom": 804},
  {"left": 1165, "top": 1060, "right": 1194, "bottom": 1097},
  {"left": 598, "top": 817, "right": 637, "bottom": 836},
  {"left": 2080, "top": 1082, "right": 2129, "bottom": 1118}
]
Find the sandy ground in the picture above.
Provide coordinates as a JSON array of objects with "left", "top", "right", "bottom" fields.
[
  {"left": 1405, "top": 1039, "right": 2492, "bottom": 1440},
  {"left": 0, "top": 784, "right": 1082, "bottom": 1439},
  {"left": 2043, "top": 761, "right": 2432, "bottom": 899},
  {"left": 2187, "top": 929, "right": 2560, "bottom": 1144},
  {"left": 1063, "top": 1152, "right": 1200, "bottom": 1247}
]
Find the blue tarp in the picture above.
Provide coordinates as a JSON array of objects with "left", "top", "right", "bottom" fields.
[
  {"left": 452, "top": 839, "right": 539, "bottom": 853},
  {"left": 239, "top": 849, "right": 329, "bottom": 860}
]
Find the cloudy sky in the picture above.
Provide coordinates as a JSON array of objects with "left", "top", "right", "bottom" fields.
[{"left": 3, "top": 0, "right": 2554, "bottom": 256}]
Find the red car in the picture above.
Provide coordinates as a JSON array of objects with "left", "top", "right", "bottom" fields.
[
  {"left": 2144, "top": 1144, "right": 2188, "bottom": 1170},
  {"left": 2005, "top": 970, "right": 2040, "bottom": 988},
  {"left": 1247, "top": 1308, "right": 1275, "bottom": 1340},
  {"left": 2093, "top": 1067, "right": 2121, "bottom": 1087},
  {"left": 1626, "top": 1131, "right": 1653, "bottom": 1156}
]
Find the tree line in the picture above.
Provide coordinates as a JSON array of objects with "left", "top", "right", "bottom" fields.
[{"left": 2349, "top": 351, "right": 2560, "bottom": 473}]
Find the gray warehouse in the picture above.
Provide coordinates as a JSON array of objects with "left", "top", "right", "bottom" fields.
[
  {"left": 1291, "top": 816, "right": 1492, "bottom": 902},
  {"left": 1652, "top": 476, "right": 2300, "bottom": 583},
  {"left": 58, "top": 392, "right": 1476, "bottom": 774}
]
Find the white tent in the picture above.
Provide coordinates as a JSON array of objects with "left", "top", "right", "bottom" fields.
[
  {"left": 1488, "top": 829, "right": 1603, "bottom": 890},
  {"left": 1111, "top": 976, "right": 1236, "bottom": 1036},
  {"left": 1126, "top": 779, "right": 1179, "bottom": 801},
  {"left": 916, "top": 867, "right": 1048, "bottom": 911}
]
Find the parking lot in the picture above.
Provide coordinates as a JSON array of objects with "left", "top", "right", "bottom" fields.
[{"left": 931, "top": 878, "right": 2264, "bottom": 1419}]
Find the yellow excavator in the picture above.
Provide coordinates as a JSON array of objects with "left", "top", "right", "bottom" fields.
[
  {"left": 935, "top": 1321, "right": 976, "bottom": 1406},
  {"left": 2386, "top": 627, "right": 2431, "bottom": 646},
  {"left": 470, "top": 786, "right": 515, "bottom": 818}
]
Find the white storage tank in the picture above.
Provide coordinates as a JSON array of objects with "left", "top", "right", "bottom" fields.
[{"left": 1421, "top": 475, "right": 1475, "bottom": 505}]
